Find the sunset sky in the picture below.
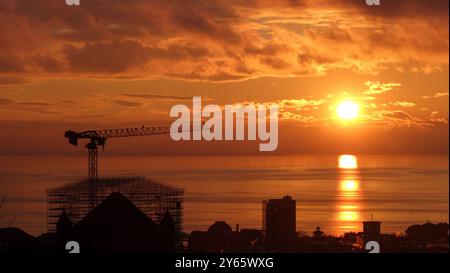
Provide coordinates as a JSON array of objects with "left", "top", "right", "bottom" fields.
[{"left": 0, "top": 0, "right": 448, "bottom": 155}]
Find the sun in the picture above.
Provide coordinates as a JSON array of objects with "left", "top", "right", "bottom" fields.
[
  {"left": 338, "top": 155, "right": 358, "bottom": 169},
  {"left": 337, "top": 101, "right": 359, "bottom": 120}
]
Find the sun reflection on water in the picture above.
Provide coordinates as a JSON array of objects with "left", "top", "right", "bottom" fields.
[
  {"left": 336, "top": 154, "right": 362, "bottom": 233},
  {"left": 341, "top": 180, "right": 359, "bottom": 191}
]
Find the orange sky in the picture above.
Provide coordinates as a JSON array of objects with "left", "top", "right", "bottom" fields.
[{"left": 0, "top": 0, "right": 448, "bottom": 155}]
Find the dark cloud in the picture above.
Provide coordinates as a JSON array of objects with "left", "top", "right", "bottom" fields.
[
  {"left": 33, "top": 55, "right": 65, "bottom": 73},
  {"left": 0, "top": 0, "right": 448, "bottom": 81},
  {"left": 260, "top": 57, "right": 290, "bottom": 70},
  {"left": 0, "top": 98, "right": 14, "bottom": 105},
  {"left": 171, "top": 9, "right": 242, "bottom": 44},
  {"left": 114, "top": 100, "right": 142, "bottom": 107},
  {"left": 118, "top": 93, "right": 196, "bottom": 101},
  {"left": 245, "top": 43, "right": 290, "bottom": 56},
  {"left": 0, "top": 97, "right": 60, "bottom": 114},
  {"left": 0, "top": 54, "right": 26, "bottom": 73},
  {"left": 62, "top": 39, "right": 212, "bottom": 74},
  {"left": 64, "top": 40, "right": 151, "bottom": 73},
  {"left": 18, "top": 101, "right": 51, "bottom": 106},
  {"left": 0, "top": 76, "right": 28, "bottom": 85}
]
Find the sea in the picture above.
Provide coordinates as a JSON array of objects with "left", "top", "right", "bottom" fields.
[{"left": 0, "top": 154, "right": 448, "bottom": 236}]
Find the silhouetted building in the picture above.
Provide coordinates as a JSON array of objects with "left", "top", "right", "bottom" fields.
[
  {"left": 55, "top": 192, "right": 175, "bottom": 253},
  {"left": 56, "top": 210, "right": 72, "bottom": 233},
  {"left": 262, "top": 195, "right": 296, "bottom": 251},
  {"left": 189, "top": 221, "right": 240, "bottom": 252},
  {"left": 238, "top": 229, "right": 264, "bottom": 252},
  {"left": 405, "top": 222, "right": 449, "bottom": 251},
  {"left": 160, "top": 210, "right": 176, "bottom": 252},
  {"left": 0, "top": 228, "right": 45, "bottom": 253},
  {"left": 47, "top": 176, "right": 183, "bottom": 239},
  {"left": 342, "top": 231, "right": 364, "bottom": 249},
  {"left": 189, "top": 221, "right": 264, "bottom": 253},
  {"left": 363, "top": 220, "right": 381, "bottom": 244},
  {"left": 313, "top": 226, "right": 324, "bottom": 239},
  {"left": 55, "top": 210, "right": 73, "bottom": 251},
  {"left": 405, "top": 222, "right": 448, "bottom": 242},
  {"left": 379, "top": 234, "right": 406, "bottom": 253},
  {"left": 297, "top": 232, "right": 354, "bottom": 253}
]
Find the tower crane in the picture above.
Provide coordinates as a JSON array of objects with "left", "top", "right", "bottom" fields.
[{"left": 64, "top": 126, "right": 171, "bottom": 211}]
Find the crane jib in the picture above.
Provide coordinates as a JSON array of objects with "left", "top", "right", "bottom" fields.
[
  {"left": 64, "top": 125, "right": 171, "bottom": 211},
  {"left": 64, "top": 126, "right": 171, "bottom": 146}
]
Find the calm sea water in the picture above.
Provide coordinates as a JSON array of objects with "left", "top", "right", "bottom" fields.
[{"left": 0, "top": 155, "right": 448, "bottom": 236}]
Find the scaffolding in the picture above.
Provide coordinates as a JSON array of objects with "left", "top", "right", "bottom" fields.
[{"left": 47, "top": 176, "right": 184, "bottom": 234}]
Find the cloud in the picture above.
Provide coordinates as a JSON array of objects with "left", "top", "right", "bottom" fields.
[
  {"left": 390, "top": 101, "right": 416, "bottom": 108},
  {"left": 64, "top": 40, "right": 151, "bottom": 73},
  {"left": 117, "top": 93, "right": 199, "bottom": 101},
  {"left": 0, "top": 0, "right": 448, "bottom": 81},
  {"left": 380, "top": 110, "right": 414, "bottom": 120},
  {"left": 422, "top": 92, "right": 449, "bottom": 99},
  {"left": 0, "top": 76, "right": 28, "bottom": 85},
  {"left": 367, "top": 109, "right": 448, "bottom": 129},
  {"left": 363, "top": 81, "right": 402, "bottom": 95},
  {"left": 278, "top": 99, "right": 325, "bottom": 109},
  {"left": 0, "top": 97, "right": 52, "bottom": 107},
  {"left": 0, "top": 98, "right": 14, "bottom": 105},
  {"left": 330, "top": 0, "right": 449, "bottom": 19},
  {"left": 0, "top": 95, "right": 114, "bottom": 120},
  {"left": 225, "top": 78, "right": 447, "bottom": 129},
  {"left": 0, "top": 97, "right": 62, "bottom": 116},
  {"left": 114, "top": 100, "right": 142, "bottom": 107},
  {"left": 434, "top": 92, "right": 449, "bottom": 98},
  {"left": 431, "top": 111, "right": 439, "bottom": 116}
]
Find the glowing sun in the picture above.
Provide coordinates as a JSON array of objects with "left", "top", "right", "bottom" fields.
[{"left": 337, "top": 101, "right": 359, "bottom": 120}]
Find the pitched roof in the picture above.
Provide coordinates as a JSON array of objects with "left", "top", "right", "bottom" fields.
[
  {"left": 75, "top": 192, "right": 158, "bottom": 231},
  {"left": 161, "top": 210, "right": 175, "bottom": 226},
  {"left": 56, "top": 210, "right": 72, "bottom": 227},
  {"left": 208, "top": 221, "right": 232, "bottom": 234}
]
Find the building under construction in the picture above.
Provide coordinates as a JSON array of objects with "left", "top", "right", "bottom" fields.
[{"left": 47, "top": 176, "right": 183, "bottom": 234}]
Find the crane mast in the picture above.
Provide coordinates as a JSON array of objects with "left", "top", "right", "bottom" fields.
[{"left": 65, "top": 126, "right": 170, "bottom": 211}]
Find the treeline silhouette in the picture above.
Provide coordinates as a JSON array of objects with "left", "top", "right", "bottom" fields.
[{"left": 0, "top": 192, "right": 448, "bottom": 253}]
